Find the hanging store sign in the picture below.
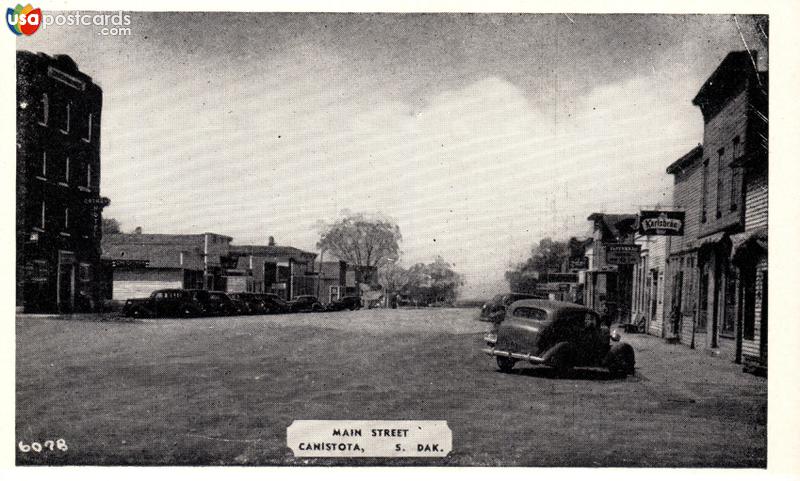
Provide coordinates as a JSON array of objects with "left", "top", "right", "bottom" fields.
[
  {"left": 605, "top": 244, "right": 641, "bottom": 265},
  {"left": 638, "top": 210, "right": 685, "bottom": 236}
]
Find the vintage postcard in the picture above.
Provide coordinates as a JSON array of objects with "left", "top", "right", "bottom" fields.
[{"left": 6, "top": 0, "right": 799, "bottom": 476}]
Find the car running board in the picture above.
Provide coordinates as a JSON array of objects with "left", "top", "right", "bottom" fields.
[{"left": 481, "top": 348, "right": 545, "bottom": 364}]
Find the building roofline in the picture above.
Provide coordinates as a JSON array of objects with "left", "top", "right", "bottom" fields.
[{"left": 666, "top": 144, "right": 704, "bottom": 174}]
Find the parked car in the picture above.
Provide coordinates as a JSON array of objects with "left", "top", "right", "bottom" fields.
[
  {"left": 122, "top": 288, "right": 207, "bottom": 318},
  {"left": 326, "top": 295, "right": 362, "bottom": 311},
  {"left": 261, "top": 293, "right": 291, "bottom": 314},
  {"left": 203, "top": 291, "right": 241, "bottom": 316},
  {"left": 482, "top": 299, "right": 635, "bottom": 377},
  {"left": 228, "top": 292, "right": 267, "bottom": 314},
  {"left": 288, "top": 295, "right": 325, "bottom": 313},
  {"left": 479, "top": 292, "right": 548, "bottom": 323}
]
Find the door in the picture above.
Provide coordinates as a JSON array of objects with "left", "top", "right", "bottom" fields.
[
  {"left": 57, "top": 263, "right": 75, "bottom": 313},
  {"left": 672, "top": 271, "right": 683, "bottom": 336}
]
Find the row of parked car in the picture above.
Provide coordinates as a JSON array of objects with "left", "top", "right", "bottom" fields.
[{"left": 121, "top": 288, "right": 363, "bottom": 318}]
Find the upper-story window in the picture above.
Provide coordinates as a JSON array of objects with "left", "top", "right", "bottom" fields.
[
  {"left": 64, "top": 207, "right": 69, "bottom": 229},
  {"left": 715, "top": 148, "right": 725, "bottom": 218},
  {"left": 38, "top": 93, "right": 49, "bottom": 126},
  {"left": 60, "top": 101, "right": 71, "bottom": 134},
  {"left": 82, "top": 113, "right": 92, "bottom": 143},
  {"left": 701, "top": 159, "right": 709, "bottom": 223},
  {"left": 86, "top": 164, "right": 92, "bottom": 188},
  {"left": 64, "top": 156, "right": 70, "bottom": 183},
  {"left": 732, "top": 136, "right": 742, "bottom": 160},
  {"left": 40, "top": 201, "right": 46, "bottom": 229},
  {"left": 41, "top": 151, "right": 47, "bottom": 177}
]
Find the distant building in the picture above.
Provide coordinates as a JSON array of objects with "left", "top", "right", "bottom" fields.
[
  {"left": 630, "top": 231, "right": 669, "bottom": 337},
  {"left": 317, "top": 260, "right": 347, "bottom": 304},
  {"left": 226, "top": 242, "right": 317, "bottom": 300},
  {"left": 16, "top": 51, "right": 108, "bottom": 312},
  {"left": 101, "top": 232, "right": 232, "bottom": 300},
  {"left": 582, "top": 213, "right": 638, "bottom": 323}
]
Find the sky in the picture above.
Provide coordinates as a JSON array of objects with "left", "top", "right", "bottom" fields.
[{"left": 18, "top": 13, "right": 768, "bottom": 298}]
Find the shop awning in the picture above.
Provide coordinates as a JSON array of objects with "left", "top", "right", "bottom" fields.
[
  {"left": 698, "top": 231, "right": 727, "bottom": 248},
  {"left": 731, "top": 227, "right": 768, "bottom": 264}
]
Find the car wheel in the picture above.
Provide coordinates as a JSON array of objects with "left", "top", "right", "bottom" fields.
[
  {"left": 607, "top": 343, "right": 635, "bottom": 378},
  {"left": 496, "top": 356, "right": 516, "bottom": 373}
]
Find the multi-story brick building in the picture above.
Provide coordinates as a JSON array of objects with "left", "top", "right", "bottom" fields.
[{"left": 16, "top": 51, "right": 108, "bottom": 312}]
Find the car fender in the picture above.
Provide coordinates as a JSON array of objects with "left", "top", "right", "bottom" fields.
[
  {"left": 604, "top": 342, "right": 635, "bottom": 372},
  {"left": 541, "top": 341, "right": 575, "bottom": 368}
]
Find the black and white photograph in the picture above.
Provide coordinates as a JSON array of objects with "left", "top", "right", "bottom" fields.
[{"left": 7, "top": 1, "right": 797, "bottom": 473}]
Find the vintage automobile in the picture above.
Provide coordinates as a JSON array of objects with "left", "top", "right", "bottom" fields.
[
  {"left": 122, "top": 288, "right": 208, "bottom": 318},
  {"left": 288, "top": 295, "right": 325, "bottom": 313},
  {"left": 478, "top": 292, "right": 548, "bottom": 323},
  {"left": 326, "top": 295, "right": 363, "bottom": 311},
  {"left": 205, "top": 291, "right": 242, "bottom": 316},
  {"left": 482, "top": 299, "right": 635, "bottom": 377},
  {"left": 261, "top": 293, "right": 291, "bottom": 314},
  {"left": 227, "top": 292, "right": 267, "bottom": 315}
]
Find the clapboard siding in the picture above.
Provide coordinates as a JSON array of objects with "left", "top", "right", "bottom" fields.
[
  {"left": 742, "top": 258, "right": 767, "bottom": 363},
  {"left": 745, "top": 169, "right": 768, "bottom": 231},
  {"left": 699, "top": 87, "right": 748, "bottom": 237},
  {"left": 670, "top": 159, "right": 703, "bottom": 254}
]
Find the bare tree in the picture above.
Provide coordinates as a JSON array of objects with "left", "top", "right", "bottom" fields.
[{"left": 317, "top": 213, "right": 402, "bottom": 268}]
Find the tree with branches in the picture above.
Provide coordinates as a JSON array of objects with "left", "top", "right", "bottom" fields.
[{"left": 316, "top": 212, "right": 402, "bottom": 269}]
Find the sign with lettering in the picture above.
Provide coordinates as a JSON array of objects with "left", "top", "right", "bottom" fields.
[
  {"left": 287, "top": 420, "right": 452, "bottom": 457},
  {"left": 638, "top": 210, "right": 685, "bottom": 236},
  {"left": 605, "top": 244, "right": 641, "bottom": 265},
  {"left": 568, "top": 256, "right": 589, "bottom": 270}
]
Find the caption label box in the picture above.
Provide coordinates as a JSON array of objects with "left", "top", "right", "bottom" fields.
[{"left": 287, "top": 420, "right": 452, "bottom": 457}]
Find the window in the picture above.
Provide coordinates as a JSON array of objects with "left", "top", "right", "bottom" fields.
[
  {"left": 701, "top": 159, "right": 709, "bottom": 223},
  {"left": 730, "top": 137, "right": 741, "bottom": 211},
  {"left": 64, "top": 156, "right": 70, "bottom": 183},
  {"left": 512, "top": 306, "right": 547, "bottom": 320},
  {"left": 38, "top": 93, "right": 49, "bottom": 126},
  {"left": 584, "top": 312, "right": 599, "bottom": 328},
  {"left": 64, "top": 207, "right": 69, "bottom": 229},
  {"left": 82, "top": 113, "right": 92, "bottom": 143},
  {"left": 743, "top": 268, "right": 756, "bottom": 340},
  {"left": 41, "top": 151, "right": 47, "bottom": 177},
  {"left": 730, "top": 165, "right": 741, "bottom": 211},
  {"left": 40, "top": 201, "right": 46, "bottom": 229},
  {"left": 86, "top": 164, "right": 92, "bottom": 188},
  {"left": 716, "top": 148, "right": 725, "bottom": 218},
  {"left": 78, "top": 263, "right": 92, "bottom": 282},
  {"left": 61, "top": 101, "right": 71, "bottom": 134},
  {"left": 732, "top": 136, "right": 742, "bottom": 160}
]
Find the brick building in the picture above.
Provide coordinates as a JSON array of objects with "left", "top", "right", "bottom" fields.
[
  {"left": 227, "top": 241, "right": 317, "bottom": 300},
  {"left": 101, "top": 232, "right": 231, "bottom": 300},
  {"left": 16, "top": 51, "right": 108, "bottom": 312}
]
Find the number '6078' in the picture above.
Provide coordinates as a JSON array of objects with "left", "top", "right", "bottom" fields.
[{"left": 18, "top": 439, "right": 68, "bottom": 453}]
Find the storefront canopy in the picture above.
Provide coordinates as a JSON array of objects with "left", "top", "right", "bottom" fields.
[{"left": 731, "top": 227, "right": 768, "bottom": 265}]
